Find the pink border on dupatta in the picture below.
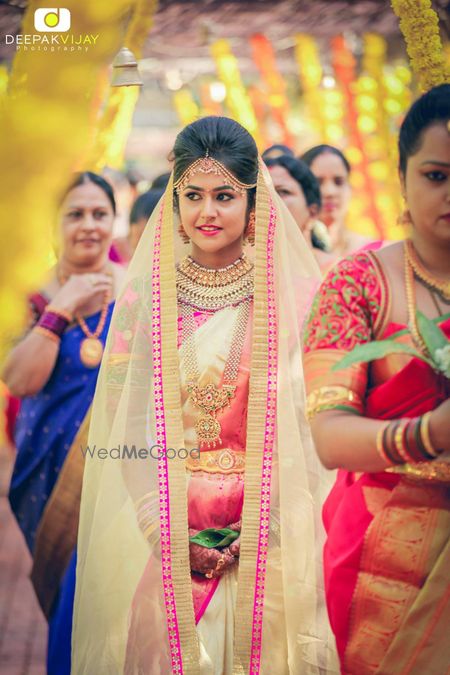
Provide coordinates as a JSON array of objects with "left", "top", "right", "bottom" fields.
[
  {"left": 151, "top": 202, "right": 184, "bottom": 674},
  {"left": 250, "top": 201, "right": 278, "bottom": 673}
]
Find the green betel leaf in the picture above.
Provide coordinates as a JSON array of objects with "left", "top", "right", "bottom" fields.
[
  {"left": 189, "top": 528, "right": 240, "bottom": 549},
  {"left": 332, "top": 339, "right": 424, "bottom": 372},
  {"left": 416, "top": 310, "right": 448, "bottom": 354}
]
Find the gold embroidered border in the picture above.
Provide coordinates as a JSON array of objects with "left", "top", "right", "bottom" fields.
[
  {"left": 304, "top": 348, "right": 367, "bottom": 419},
  {"left": 344, "top": 480, "right": 450, "bottom": 675},
  {"left": 232, "top": 166, "right": 271, "bottom": 675},
  {"left": 306, "top": 385, "right": 363, "bottom": 420},
  {"left": 186, "top": 448, "right": 245, "bottom": 475},
  {"left": 159, "top": 175, "right": 200, "bottom": 673},
  {"left": 387, "top": 460, "right": 450, "bottom": 485},
  {"left": 304, "top": 349, "right": 368, "bottom": 398},
  {"left": 378, "top": 534, "right": 450, "bottom": 674},
  {"left": 367, "top": 250, "right": 391, "bottom": 339},
  {"left": 31, "top": 409, "right": 90, "bottom": 618}
]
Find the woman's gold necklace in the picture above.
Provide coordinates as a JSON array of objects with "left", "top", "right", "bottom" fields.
[
  {"left": 57, "top": 265, "right": 113, "bottom": 368},
  {"left": 177, "top": 255, "right": 253, "bottom": 448},
  {"left": 405, "top": 239, "right": 450, "bottom": 302},
  {"left": 176, "top": 253, "right": 254, "bottom": 311},
  {"left": 404, "top": 242, "right": 430, "bottom": 356}
]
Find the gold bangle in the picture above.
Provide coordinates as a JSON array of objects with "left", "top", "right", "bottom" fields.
[
  {"left": 45, "top": 305, "right": 73, "bottom": 322},
  {"left": 143, "top": 522, "right": 159, "bottom": 540},
  {"left": 393, "top": 419, "right": 411, "bottom": 463},
  {"left": 33, "top": 326, "right": 61, "bottom": 344},
  {"left": 134, "top": 490, "right": 158, "bottom": 511},
  {"left": 376, "top": 423, "right": 395, "bottom": 466},
  {"left": 420, "top": 412, "right": 440, "bottom": 458}
]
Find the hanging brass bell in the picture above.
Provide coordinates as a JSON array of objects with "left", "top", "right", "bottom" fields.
[{"left": 111, "top": 47, "right": 143, "bottom": 87}]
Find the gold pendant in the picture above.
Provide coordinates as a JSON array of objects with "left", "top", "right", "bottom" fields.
[
  {"left": 80, "top": 337, "right": 103, "bottom": 368},
  {"left": 187, "top": 381, "right": 236, "bottom": 448},
  {"left": 195, "top": 414, "right": 222, "bottom": 448}
]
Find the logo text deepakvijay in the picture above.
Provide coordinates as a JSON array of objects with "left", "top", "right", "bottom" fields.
[{"left": 5, "top": 33, "right": 100, "bottom": 52}]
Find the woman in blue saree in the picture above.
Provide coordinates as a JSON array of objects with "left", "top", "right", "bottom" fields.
[{"left": 3, "top": 171, "right": 126, "bottom": 674}]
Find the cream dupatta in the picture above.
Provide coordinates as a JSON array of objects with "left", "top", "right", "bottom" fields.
[{"left": 72, "top": 165, "right": 338, "bottom": 673}]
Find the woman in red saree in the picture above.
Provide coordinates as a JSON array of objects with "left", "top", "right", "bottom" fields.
[{"left": 304, "top": 84, "right": 450, "bottom": 674}]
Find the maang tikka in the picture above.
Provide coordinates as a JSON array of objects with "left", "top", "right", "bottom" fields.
[{"left": 173, "top": 149, "right": 257, "bottom": 195}]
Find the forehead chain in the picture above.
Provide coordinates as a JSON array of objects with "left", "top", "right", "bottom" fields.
[{"left": 173, "top": 152, "right": 257, "bottom": 195}]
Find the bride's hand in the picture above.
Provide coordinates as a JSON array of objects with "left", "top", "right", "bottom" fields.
[
  {"left": 189, "top": 540, "right": 236, "bottom": 578},
  {"left": 228, "top": 536, "right": 240, "bottom": 558}
]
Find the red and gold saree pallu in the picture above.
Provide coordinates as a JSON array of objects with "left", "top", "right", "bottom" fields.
[{"left": 304, "top": 251, "right": 450, "bottom": 675}]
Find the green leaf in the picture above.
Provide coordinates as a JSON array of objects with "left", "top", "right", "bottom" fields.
[
  {"left": 189, "top": 527, "right": 239, "bottom": 549},
  {"left": 332, "top": 339, "right": 426, "bottom": 371},
  {"left": 344, "top": 275, "right": 357, "bottom": 286},
  {"left": 416, "top": 310, "right": 448, "bottom": 354}
]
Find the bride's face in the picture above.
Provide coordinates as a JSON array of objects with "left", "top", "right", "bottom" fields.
[{"left": 178, "top": 170, "right": 249, "bottom": 258}]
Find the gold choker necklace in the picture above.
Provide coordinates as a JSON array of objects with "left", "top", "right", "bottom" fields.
[{"left": 176, "top": 255, "right": 254, "bottom": 310}]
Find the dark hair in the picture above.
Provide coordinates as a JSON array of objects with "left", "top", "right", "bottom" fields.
[
  {"left": 151, "top": 172, "right": 171, "bottom": 190},
  {"left": 64, "top": 171, "right": 116, "bottom": 214},
  {"left": 126, "top": 167, "right": 144, "bottom": 188},
  {"left": 172, "top": 116, "right": 258, "bottom": 209},
  {"left": 265, "top": 155, "right": 327, "bottom": 251},
  {"left": 262, "top": 144, "right": 295, "bottom": 160},
  {"left": 398, "top": 84, "right": 450, "bottom": 175},
  {"left": 301, "top": 144, "right": 351, "bottom": 175},
  {"left": 129, "top": 189, "right": 164, "bottom": 225},
  {"left": 264, "top": 155, "right": 322, "bottom": 209}
]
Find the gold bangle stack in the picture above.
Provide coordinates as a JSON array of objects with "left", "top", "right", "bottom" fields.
[
  {"left": 376, "top": 423, "right": 394, "bottom": 466},
  {"left": 375, "top": 414, "right": 442, "bottom": 468},
  {"left": 393, "top": 420, "right": 413, "bottom": 463},
  {"left": 420, "top": 411, "right": 440, "bottom": 458},
  {"left": 134, "top": 491, "right": 160, "bottom": 548}
]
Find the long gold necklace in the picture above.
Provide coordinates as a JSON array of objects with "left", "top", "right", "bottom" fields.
[
  {"left": 58, "top": 266, "right": 112, "bottom": 368},
  {"left": 77, "top": 294, "right": 111, "bottom": 367},
  {"left": 178, "top": 256, "right": 253, "bottom": 448},
  {"left": 405, "top": 239, "right": 450, "bottom": 302},
  {"left": 404, "top": 242, "right": 429, "bottom": 355}
]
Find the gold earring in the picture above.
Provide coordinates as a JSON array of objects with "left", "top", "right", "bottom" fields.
[
  {"left": 396, "top": 208, "right": 412, "bottom": 227},
  {"left": 245, "top": 211, "right": 256, "bottom": 246},
  {"left": 178, "top": 223, "right": 190, "bottom": 244}
]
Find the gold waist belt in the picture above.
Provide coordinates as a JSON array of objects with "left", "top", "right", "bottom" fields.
[{"left": 186, "top": 448, "right": 245, "bottom": 475}]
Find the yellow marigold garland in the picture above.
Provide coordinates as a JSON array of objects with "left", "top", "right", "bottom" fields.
[
  {"left": 391, "top": 0, "right": 450, "bottom": 90},
  {"left": 210, "top": 39, "right": 262, "bottom": 147},
  {"left": 173, "top": 89, "right": 200, "bottom": 126}
]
